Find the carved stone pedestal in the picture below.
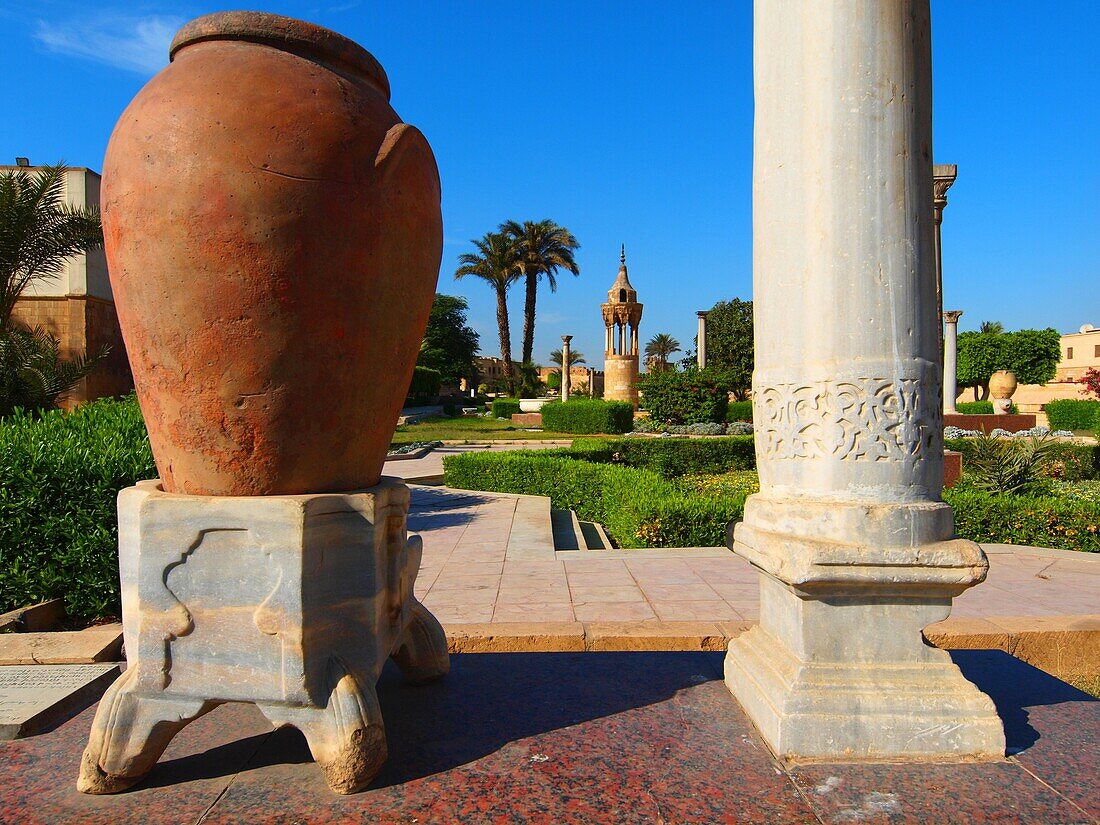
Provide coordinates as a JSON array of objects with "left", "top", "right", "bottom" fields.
[
  {"left": 725, "top": 498, "right": 1006, "bottom": 759},
  {"left": 78, "top": 478, "right": 448, "bottom": 795}
]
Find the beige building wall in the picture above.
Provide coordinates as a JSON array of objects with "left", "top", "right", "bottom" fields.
[
  {"left": 1056, "top": 327, "right": 1100, "bottom": 383},
  {"left": 5, "top": 164, "right": 133, "bottom": 406}
]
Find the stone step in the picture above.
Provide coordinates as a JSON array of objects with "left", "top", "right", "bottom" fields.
[
  {"left": 578, "top": 520, "right": 614, "bottom": 550},
  {"left": 550, "top": 508, "right": 584, "bottom": 551}
]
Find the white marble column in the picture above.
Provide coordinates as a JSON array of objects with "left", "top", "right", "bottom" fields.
[
  {"left": 725, "top": 0, "right": 1004, "bottom": 760},
  {"left": 697, "top": 311, "right": 707, "bottom": 369},
  {"left": 943, "top": 311, "right": 963, "bottom": 413},
  {"left": 561, "top": 335, "right": 572, "bottom": 402}
]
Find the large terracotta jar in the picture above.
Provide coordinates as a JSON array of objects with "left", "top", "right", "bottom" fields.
[
  {"left": 103, "top": 12, "right": 442, "bottom": 495},
  {"left": 988, "top": 370, "right": 1018, "bottom": 400}
]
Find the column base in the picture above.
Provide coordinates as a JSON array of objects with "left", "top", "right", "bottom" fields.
[
  {"left": 78, "top": 478, "right": 448, "bottom": 795},
  {"left": 725, "top": 497, "right": 1006, "bottom": 761}
]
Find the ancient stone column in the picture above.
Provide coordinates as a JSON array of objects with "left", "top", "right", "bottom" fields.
[
  {"left": 943, "top": 310, "right": 963, "bottom": 413},
  {"left": 561, "top": 334, "right": 572, "bottom": 402},
  {"left": 697, "top": 311, "right": 708, "bottom": 369},
  {"left": 933, "top": 164, "right": 957, "bottom": 356},
  {"left": 725, "top": 0, "right": 1004, "bottom": 760}
]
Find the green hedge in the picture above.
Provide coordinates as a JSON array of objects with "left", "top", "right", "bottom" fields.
[
  {"left": 944, "top": 486, "right": 1099, "bottom": 553},
  {"left": 442, "top": 451, "right": 743, "bottom": 547},
  {"left": 637, "top": 370, "right": 728, "bottom": 424},
  {"left": 955, "top": 400, "right": 994, "bottom": 414},
  {"left": 540, "top": 399, "right": 634, "bottom": 434},
  {"left": 0, "top": 395, "right": 156, "bottom": 620},
  {"left": 726, "top": 400, "right": 753, "bottom": 422},
  {"left": 570, "top": 436, "right": 756, "bottom": 477},
  {"left": 491, "top": 398, "right": 521, "bottom": 418},
  {"left": 1045, "top": 399, "right": 1100, "bottom": 431},
  {"left": 944, "top": 437, "right": 1100, "bottom": 481},
  {"left": 408, "top": 366, "right": 442, "bottom": 398}
]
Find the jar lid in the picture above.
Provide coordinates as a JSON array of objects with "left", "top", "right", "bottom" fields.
[{"left": 170, "top": 11, "right": 390, "bottom": 99}]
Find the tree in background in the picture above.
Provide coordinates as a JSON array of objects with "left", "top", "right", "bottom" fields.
[
  {"left": 455, "top": 231, "right": 520, "bottom": 395},
  {"left": 549, "top": 347, "right": 585, "bottom": 371},
  {"left": 644, "top": 333, "right": 680, "bottom": 372},
  {"left": 957, "top": 328, "right": 1061, "bottom": 399},
  {"left": 690, "top": 298, "right": 754, "bottom": 400},
  {"left": 501, "top": 219, "right": 580, "bottom": 365},
  {"left": 417, "top": 294, "right": 479, "bottom": 386},
  {"left": 515, "top": 361, "right": 545, "bottom": 399},
  {"left": 1, "top": 163, "right": 108, "bottom": 415},
  {"left": 979, "top": 320, "right": 1005, "bottom": 334},
  {"left": 1080, "top": 367, "right": 1100, "bottom": 401}
]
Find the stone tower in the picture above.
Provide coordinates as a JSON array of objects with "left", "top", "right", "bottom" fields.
[{"left": 601, "top": 246, "right": 643, "bottom": 407}]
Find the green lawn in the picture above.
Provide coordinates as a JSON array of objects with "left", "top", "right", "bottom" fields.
[{"left": 390, "top": 415, "right": 582, "bottom": 447}]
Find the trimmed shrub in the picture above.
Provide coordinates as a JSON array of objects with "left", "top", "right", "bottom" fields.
[
  {"left": 491, "top": 398, "right": 521, "bottom": 419},
  {"left": 945, "top": 437, "right": 1100, "bottom": 482},
  {"left": 541, "top": 399, "right": 634, "bottom": 434},
  {"left": 726, "top": 400, "right": 753, "bottom": 422},
  {"left": 0, "top": 395, "right": 156, "bottom": 620},
  {"left": 1045, "top": 399, "right": 1100, "bottom": 432},
  {"left": 442, "top": 450, "right": 744, "bottom": 548},
  {"left": 955, "top": 401, "right": 994, "bottom": 414},
  {"left": 570, "top": 436, "right": 756, "bottom": 477},
  {"left": 944, "top": 485, "right": 1099, "bottom": 553},
  {"left": 637, "top": 370, "right": 728, "bottom": 424},
  {"left": 408, "top": 366, "right": 442, "bottom": 398}
]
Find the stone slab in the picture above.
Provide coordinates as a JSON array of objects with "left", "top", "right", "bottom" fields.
[
  {"left": 510, "top": 412, "right": 543, "bottom": 427},
  {"left": 0, "top": 624, "right": 124, "bottom": 665},
  {"left": 943, "top": 413, "right": 1038, "bottom": 434},
  {"left": 0, "top": 663, "right": 120, "bottom": 740},
  {"left": 0, "top": 598, "right": 65, "bottom": 633},
  {"left": 446, "top": 622, "right": 585, "bottom": 652},
  {"left": 944, "top": 449, "right": 962, "bottom": 487},
  {"left": 583, "top": 621, "right": 728, "bottom": 651}
]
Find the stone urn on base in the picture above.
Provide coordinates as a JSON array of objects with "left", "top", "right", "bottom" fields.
[
  {"left": 988, "top": 370, "right": 1018, "bottom": 415},
  {"left": 78, "top": 12, "right": 449, "bottom": 796}
]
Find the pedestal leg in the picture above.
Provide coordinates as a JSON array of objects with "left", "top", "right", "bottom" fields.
[
  {"left": 259, "top": 659, "right": 386, "bottom": 795},
  {"left": 78, "top": 668, "right": 218, "bottom": 793},
  {"left": 392, "top": 599, "right": 450, "bottom": 685}
]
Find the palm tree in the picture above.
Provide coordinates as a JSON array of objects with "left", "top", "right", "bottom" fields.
[
  {"left": 501, "top": 219, "right": 580, "bottom": 365},
  {"left": 979, "top": 321, "right": 1004, "bottom": 335},
  {"left": 455, "top": 231, "right": 520, "bottom": 395},
  {"left": 645, "top": 333, "right": 681, "bottom": 372},
  {"left": 1, "top": 163, "right": 107, "bottom": 414},
  {"left": 549, "top": 348, "right": 586, "bottom": 370}
]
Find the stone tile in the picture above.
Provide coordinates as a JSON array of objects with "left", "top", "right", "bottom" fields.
[
  {"left": 651, "top": 600, "right": 744, "bottom": 622},
  {"left": 495, "top": 584, "right": 572, "bottom": 605},
  {"left": 427, "top": 574, "right": 502, "bottom": 592},
  {"left": 572, "top": 602, "right": 657, "bottom": 622},
  {"left": 491, "top": 602, "right": 576, "bottom": 623},
  {"left": 567, "top": 585, "right": 647, "bottom": 603},
  {"left": 432, "top": 605, "right": 495, "bottom": 624},
  {"left": 438, "top": 561, "right": 504, "bottom": 576},
  {"left": 423, "top": 586, "right": 499, "bottom": 606},
  {"left": 635, "top": 582, "right": 724, "bottom": 602}
]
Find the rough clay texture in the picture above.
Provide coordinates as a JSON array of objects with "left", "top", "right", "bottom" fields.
[
  {"left": 78, "top": 478, "right": 449, "bottom": 795},
  {"left": 102, "top": 12, "right": 443, "bottom": 496},
  {"left": 727, "top": 0, "right": 1005, "bottom": 760}
]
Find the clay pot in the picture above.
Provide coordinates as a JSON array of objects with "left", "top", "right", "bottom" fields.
[
  {"left": 102, "top": 12, "right": 442, "bottom": 495},
  {"left": 988, "top": 370, "right": 1018, "bottom": 400}
]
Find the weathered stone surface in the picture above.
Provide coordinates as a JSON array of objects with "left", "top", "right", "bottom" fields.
[
  {"left": 78, "top": 478, "right": 448, "bottom": 795},
  {"left": 0, "top": 598, "right": 65, "bottom": 633},
  {"left": 944, "top": 450, "right": 963, "bottom": 488},
  {"left": 510, "top": 412, "right": 543, "bottom": 427},
  {"left": 1, "top": 663, "right": 120, "bottom": 740},
  {"left": 583, "top": 621, "right": 728, "bottom": 651},
  {"left": 727, "top": 0, "right": 1004, "bottom": 760},
  {"left": 0, "top": 625, "right": 123, "bottom": 665}
]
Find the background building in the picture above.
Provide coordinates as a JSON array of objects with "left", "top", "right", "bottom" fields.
[{"left": 6, "top": 164, "right": 133, "bottom": 406}]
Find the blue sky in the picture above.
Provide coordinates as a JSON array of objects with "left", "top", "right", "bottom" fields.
[{"left": 4, "top": 1, "right": 1097, "bottom": 367}]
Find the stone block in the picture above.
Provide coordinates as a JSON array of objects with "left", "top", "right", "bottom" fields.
[
  {"left": 78, "top": 479, "right": 448, "bottom": 795},
  {"left": 446, "top": 622, "right": 585, "bottom": 652},
  {"left": 943, "top": 413, "right": 1037, "bottom": 434},
  {"left": 944, "top": 450, "right": 962, "bottom": 488},
  {"left": 1, "top": 663, "right": 120, "bottom": 740},
  {"left": 583, "top": 621, "right": 727, "bottom": 651},
  {"left": 0, "top": 598, "right": 65, "bottom": 632},
  {"left": 0, "top": 625, "right": 123, "bottom": 665},
  {"left": 510, "top": 412, "right": 543, "bottom": 427}
]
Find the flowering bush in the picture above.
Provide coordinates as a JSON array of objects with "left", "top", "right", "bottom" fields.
[{"left": 1080, "top": 367, "right": 1100, "bottom": 401}]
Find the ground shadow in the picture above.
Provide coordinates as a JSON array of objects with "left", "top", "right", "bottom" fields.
[
  {"left": 406, "top": 487, "right": 495, "bottom": 530},
  {"left": 950, "top": 649, "right": 1094, "bottom": 755}
]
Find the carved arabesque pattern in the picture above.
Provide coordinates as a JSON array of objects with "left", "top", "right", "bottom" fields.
[{"left": 755, "top": 378, "right": 934, "bottom": 461}]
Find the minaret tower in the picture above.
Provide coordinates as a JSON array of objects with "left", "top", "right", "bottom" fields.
[{"left": 601, "top": 245, "right": 643, "bottom": 408}]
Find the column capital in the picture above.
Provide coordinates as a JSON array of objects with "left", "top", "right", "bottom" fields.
[
  {"left": 933, "top": 164, "right": 957, "bottom": 208},
  {"left": 942, "top": 310, "right": 963, "bottom": 324},
  {"left": 561, "top": 334, "right": 573, "bottom": 344},
  {"left": 696, "top": 310, "right": 708, "bottom": 319}
]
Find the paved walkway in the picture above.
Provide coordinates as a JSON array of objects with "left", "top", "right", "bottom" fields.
[
  {"left": 383, "top": 440, "right": 570, "bottom": 482},
  {"left": 404, "top": 484, "right": 1099, "bottom": 627}
]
